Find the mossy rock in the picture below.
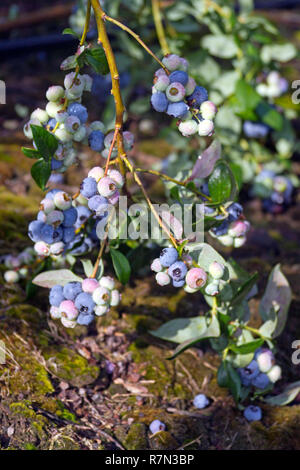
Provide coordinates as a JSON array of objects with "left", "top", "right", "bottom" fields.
[
  {"left": 149, "top": 431, "right": 178, "bottom": 450},
  {"left": 124, "top": 423, "right": 148, "bottom": 450},
  {"left": 44, "top": 347, "right": 100, "bottom": 387}
]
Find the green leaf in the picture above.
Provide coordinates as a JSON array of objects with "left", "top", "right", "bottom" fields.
[
  {"left": 261, "top": 43, "right": 297, "bottom": 63},
  {"left": 30, "top": 125, "right": 58, "bottom": 162},
  {"left": 217, "top": 361, "right": 229, "bottom": 388},
  {"left": 31, "top": 159, "right": 51, "bottom": 191},
  {"left": 230, "top": 272, "right": 258, "bottom": 306},
  {"left": 259, "top": 264, "right": 292, "bottom": 338},
  {"left": 21, "top": 147, "right": 41, "bottom": 159},
  {"left": 167, "top": 315, "right": 220, "bottom": 359},
  {"left": 62, "top": 28, "right": 80, "bottom": 38},
  {"left": 110, "top": 249, "right": 131, "bottom": 284},
  {"left": 202, "top": 35, "right": 238, "bottom": 59},
  {"left": 235, "top": 79, "right": 261, "bottom": 112},
  {"left": 32, "top": 269, "right": 83, "bottom": 288},
  {"left": 230, "top": 339, "right": 264, "bottom": 355},
  {"left": 208, "top": 160, "right": 238, "bottom": 204},
  {"left": 85, "top": 47, "right": 109, "bottom": 75},
  {"left": 264, "top": 381, "right": 300, "bottom": 406},
  {"left": 227, "top": 362, "right": 241, "bottom": 402},
  {"left": 81, "top": 259, "right": 94, "bottom": 278},
  {"left": 256, "top": 102, "right": 283, "bottom": 131}
]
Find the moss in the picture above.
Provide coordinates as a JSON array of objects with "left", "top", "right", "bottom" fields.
[
  {"left": 44, "top": 347, "right": 99, "bottom": 387},
  {"left": 124, "top": 423, "right": 148, "bottom": 450},
  {"left": 150, "top": 431, "right": 178, "bottom": 450},
  {"left": 9, "top": 402, "right": 49, "bottom": 439}
]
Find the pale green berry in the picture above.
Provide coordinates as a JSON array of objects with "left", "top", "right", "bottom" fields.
[
  {"left": 4, "top": 270, "right": 19, "bottom": 283},
  {"left": 267, "top": 365, "right": 282, "bottom": 383},
  {"left": 88, "top": 166, "right": 104, "bottom": 181},
  {"left": 46, "top": 85, "right": 64, "bottom": 102},
  {"left": 110, "top": 289, "right": 120, "bottom": 307},
  {"left": 99, "top": 276, "right": 115, "bottom": 291},
  {"left": 94, "top": 305, "right": 109, "bottom": 316},
  {"left": 233, "top": 236, "right": 246, "bottom": 248},
  {"left": 54, "top": 127, "right": 73, "bottom": 142},
  {"left": 46, "top": 101, "right": 64, "bottom": 118},
  {"left": 93, "top": 286, "right": 111, "bottom": 305},
  {"left": 31, "top": 108, "right": 49, "bottom": 124},
  {"left": 209, "top": 261, "right": 225, "bottom": 279}
]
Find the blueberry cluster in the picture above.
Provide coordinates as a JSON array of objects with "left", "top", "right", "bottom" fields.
[
  {"left": 28, "top": 189, "right": 78, "bottom": 257},
  {"left": 24, "top": 72, "right": 106, "bottom": 172},
  {"left": 1, "top": 247, "right": 36, "bottom": 284},
  {"left": 49, "top": 275, "right": 120, "bottom": 328},
  {"left": 80, "top": 167, "right": 124, "bottom": 233},
  {"left": 209, "top": 203, "right": 250, "bottom": 248},
  {"left": 251, "top": 170, "right": 293, "bottom": 214},
  {"left": 238, "top": 348, "right": 281, "bottom": 390},
  {"left": 256, "top": 71, "right": 288, "bottom": 99},
  {"left": 150, "top": 54, "right": 217, "bottom": 137}
]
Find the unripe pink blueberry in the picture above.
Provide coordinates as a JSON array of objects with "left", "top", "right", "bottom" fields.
[
  {"left": 46, "top": 85, "right": 64, "bottom": 102},
  {"left": 151, "top": 258, "right": 163, "bottom": 273},
  {"left": 94, "top": 305, "right": 109, "bottom": 316},
  {"left": 31, "top": 108, "right": 49, "bottom": 124},
  {"left": 110, "top": 289, "right": 120, "bottom": 307},
  {"left": 198, "top": 120, "right": 214, "bottom": 137},
  {"left": 166, "top": 82, "right": 186, "bottom": 102},
  {"left": 46, "top": 210, "right": 64, "bottom": 227},
  {"left": 186, "top": 267, "right": 207, "bottom": 289},
  {"left": 54, "top": 191, "right": 72, "bottom": 210},
  {"left": 209, "top": 261, "right": 225, "bottom": 280},
  {"left": 59, "top": 300, "right": 79, "bottom": 320},
  {"left": 267, "top": 365, "right": 281, "bottom": 383},
  {"left": 162, "top": 54, "right": 181, "bottom": 71},
  {"left": 228, "top": 220, "right": 250, "bottom": 238},
  {"left": 185, "top": 77, "right": 196, "bottom": 96},
  {"left": 200, "top": 101, "right": 217, "bottom": 120},
  {"left": 99, "top": 276, "right": 115, "bottom": 290},
  {"left": 50, "top": 306, "right": 61, "bottom": 319},
  {"left": 82, "top": 278, "right": 99, "bottom": 293},
  {"left": 88, "top": 166, "right": 104, "bottom": 181},
  {"left": 4, "top": 270, "right": 19, "bottom": 283},
  {"left": 108, "top": 169, "right": 124, "bottom": 188},
  {"left": 97, "top": 177, "right": 117, "bottom": 197},
  {"left": 93, "top": 286, "right": 111, "bottom": 305},
  {"left": 178, "top": 120, "right": 198, "bottom": 137},
  {"left": 34, "top": 241, "right": 50, "bottom": 256},
  {"left": 154, "top": 74, "right": 170, "bottom": 92},
  {"left": 156, "top": 272, "right": 171, "bottom": 286}
]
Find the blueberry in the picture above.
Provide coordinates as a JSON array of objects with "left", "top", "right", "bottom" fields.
[
  {"left": 168, "top": 261, "right": 188, "bottom": 281},
  {"left": 47, "top": 118, "right": 57, "bottom": 131},
  {"left": 159, "top": 247, "right": 178, "bottom": 267},
  {"left": 77, "top": 313, "right": 94, "bottom": 325},
  {"left": 28, "top": 220, "right": 45, "bottom": 242},
  {"left": 166, "top": 82, "right": 186, "bottom": 102},
  {"left": 63, "top": 227, "right": 75, "bottom": 243},
  {"left": 167, "top": 101, "right": 189, "bottom": 118},
  {"left": 187, "top": 85, "right": 208, "bottom": 106},
  {"left": 49, "top": 285, "right": 64, "bottom": 307},
  {"left": 252, "top": 373, "right": 270, "bottom": 389},
  {"left": 173, "top": 279, "right": 185, "bottom": 288},
  {"left": 40, "top": 224, "right": 63, "bottom": 244},
  {"left": 67, "top": 103, "right": 88, "bottom": 124},
  {"left": 51, "top": 158, "right": 63, "bottom": 171},
  {"left": 243, "top": 405, "right": 262, "bottom": 422},
  {"left": 80, "top": 177, "right": 98, "bottom": 199},
  {"left": 149, "top": 419, "right": 166, "bottom": 434},
  {"left": 74, "top": 292, "right": 95, "bottom": 314},
  {"left": 193, "top": 393, "right": 210, "bottom": 409},
  {"left": 169, "top": 70, "right": 189, "bottom": 86},
  {"left": 227, "top": 203, "right": 243, "bottom": 221},
  {"left": 88, "top": 195, "right": 108, "bottom": 215},
  {"left": 63, "top": 207, "right": 78, "bottom": 227},
  {"left": 76, "top": 205, "right": 91, "bottom": 226},
  {"left": 211, "top": 220, "right": 229, "bottom": 237},
  {"left": 63, "top": 282, "right": 82, "bottom": 301},
  {"left": 238, "top": 360, "right": 260, "bottom": 383},
  {"left": 243, "top": 121, "right": 269, "bottom": 139},
  {"left": 45, "top": 189, "right": 60, "bottom": 200},
  {"left": 88, "top": 130, "right": 105, "bottom": 152},
  {"left": 151, "top": 92, "right": 168, "bottom": 112}
]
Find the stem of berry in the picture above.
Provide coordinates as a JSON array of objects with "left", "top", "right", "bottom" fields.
[
  {"left": 80, "top": 0, "right": 91, "bottom": 46},
  {"left": 101, "top": 13, "right": 169, "bottom": 73},
  {"left": 104, "top": 127, "right": 119, "bottom": 176},
  {"left": 151, "top": 0, "right": 170, "bottom": 56},
  {"left": 91, "top": 232, "right": 108, "bottom": 278},
  {"left": 212, "top": 296, "right": 218, "bottom": 315},
  {"left": 122, "top": 155, "right": 178, "bottom": 248}
]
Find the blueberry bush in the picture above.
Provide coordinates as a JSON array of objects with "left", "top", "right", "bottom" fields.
[{"left": 1, "top": 0, "right": 299, "bottom": 438}]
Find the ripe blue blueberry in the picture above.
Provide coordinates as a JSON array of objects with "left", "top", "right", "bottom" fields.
[
  {"left": 40, "top": 224, "right": 63, "bottom": 244},
  {"left": 49, "top": 285, "right": 65, "bottom": 307},
  {"left": 159, "top": 247, "right": 178, "bottom": 267},
  {"left": 74, "top": 292, "right": 95, "bottom": 315},
  {"left": 227, "top": 203, "right": 243, "bottom": 221},
  {"left": 243, "top": 121, "right": 269, "bottom": 139},
  {"left": 88, "top": 130, "right": 105, "bottom": 152},
  {"left": 243, "top": 405, "right": 262, "bottom": 422},
  {"left": 151, "top": 92, "right": 168, "bottom": 112},
  {"left": 80, "top": 177, "right": 98, "bottom": 199},
  {"left": 173, "top": 279, "right": 185, "bottom": 288},
  {"left": 63, "top": 282, "right": 82, "bottom": 301},
  {"left": 88, "top": 195, "right": 108, "bottom": 215},
  {"left": 169, "top": 70, "right": 189, "bottom": 86},
  {"left": 187, "top": 86, "right": 208, "bottom": 107},
  {"left": 45, "top": 189, "right": 60, "bottom": 200},
  {"left": 211, "top": 220, "right": 229, "bottom": 237},
  {"left": 51, "top": 158, "right": 63, "bottom": 171},
  {"left": 67, "top": 103, "right": 88, "bottom": 124},
  {"left": 77, "top": 313, "right": 94, "bottom": 325},
  {"left": 167, "top": 101, "right": 189, "bottom": 118},
  {"left": 76, "top": 205, "right": 91, "bottom": 227},
  {"left": 63, "top": 227, "right": 76, "bottom": 243},
  {"left": 47, "top": 118, "right": 57, "bottom": 131},
  {"left": 28, "top": 220, "right": 45, "bottom": 242},
  {"left": 252, "top": 373, "right": 270, "bottom": 389},
  {"left": 238, "top": 360, "right": 260, "bottom": 383},
  {"left": 193, "top": 394, "right": 210, "bottom": 409},
  {"left": 149, "top": 419, "right": 166, "bottom": 434},
  {"left": 168, "top": 261, "right": 188, "bottom": 281},
  {"left": 63, "top": 207, "right": 78, "bottom": 227}
]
